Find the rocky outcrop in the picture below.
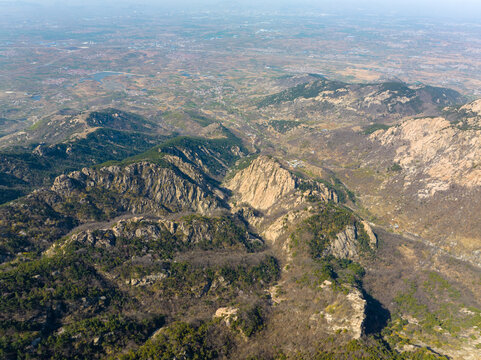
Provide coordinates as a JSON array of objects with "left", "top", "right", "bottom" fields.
[
  {"left": 315, "top": 283, "right": 366, "bottom": 340},
  {"left": 162, "top": 154, "right": 211, "bottom": 185},
  {"left": 329, "top": 225, "right": 359, "bottom": 259},
  {"left": 345, "top": 289, "right": 367, "bottom": 339},
  {"left": 371, "top": 115, "right": 481, "bottom": 194},
  {"left": 65, "top": 215, "right": 258, "bottom": 252},
  {"left": 51, "top": 161, "right": 223, "bottom": 214},
  {"left": 214, "top": 307, "right": 239, "bottom": 327},
  {"left": 328, "top": 222, "right": 377, "bottom": 259},
  {"left": 226, "top": 156, "right": 336, "bottom": 212},
  {"left": 459, "top": 98, "right": 481, "bottom": 117},
  {"left": 70, "top": 229, "right": 116, "bottom": 248},
  {"left": 361, "top": 221, "right": 378, "bottom": 248},
  {"left": 226, "top": 156, "right": 297, "bottom": 210},
  {"left": 262, "top": 208, "right": 312, "bottom": 244},
  {"left": 126, "top": 273, "right": 167, "bottom": 287},
  {"left": 1, "top": 139, "right": 244, "bottom": 260},
  {"left": 163, "top": 144, "right": 229, "bottom": 179}
]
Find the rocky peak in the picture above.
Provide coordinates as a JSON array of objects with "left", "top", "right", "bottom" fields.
[
  {"left": 226, "top": 156, "right": 298, "bottom": 210},
  {"left": 226, "top": 156, "right": 337, "bottom": 212}
]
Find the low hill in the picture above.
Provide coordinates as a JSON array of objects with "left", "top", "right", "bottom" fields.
[{"left": 258, "top": 77, "right": 464, "bottom": 125}]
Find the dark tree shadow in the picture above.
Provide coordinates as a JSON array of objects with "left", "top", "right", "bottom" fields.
[{"left": 362, "top": 290, "right": 391, "bottom": 335}]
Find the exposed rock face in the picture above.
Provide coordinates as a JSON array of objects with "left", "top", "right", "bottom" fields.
[
  {"left": 262, "top": 209, "right": 309, "bottom": 244},
  {"left": 214, "top": 307, "right": 239, "bottom": 327},
  {"left": 126, "top": 273, "right": 167, "bottom": 287},
  {"left": 345, "top": 289, "right": 367, "bottom": 339},
  {"left": 371, "top": 115, "right": 481, "bottom": 194},
  {"left": 70, "top": 229, "right": 116, "bottom": 248},
  {"left": 328, "top": 222, "right": 377, "bottom": 259},
  {"left": 340, "top": 104, "right": 481, "bottom": 266},
  {"left": 361, "top": 221, "right": 378, "bottom": 248},
  {"left": 460, "top": 98, "right": 481, "bottom": 117},
  {"left": 162, "top": 154, "right": 211, "bottom": 184},
  {"left": 51, "top": 161, "right": 222, "bottom": 214},
  {"left": 226, "top": 156, "right": 336, "bottom": 212},
  {"left": 329, "top": 225, "right": 359, "bottom": 259},
  {"left": 1, "top": 143, "right": 241, "bottom": 261},
  {"left": 66, "top": 215, "right": 256, "bottom": 251},
  {"left": 224, "top": 154, "right": 376, "bottom": 346},
  {"left": 314, "top": 284, "right": 366, "bottom": 340},
  {"left": 227, "top": 156, "right": 297, "bottom": 210},
  {"left": 162, "top": 143, "right": 231, "bottom": 179},
  {"left": 52, "top": 174, "right": 80, "bottom": 193}
]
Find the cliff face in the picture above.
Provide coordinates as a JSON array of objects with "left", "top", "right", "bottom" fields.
[
  {"left": 226, "top": 154, "right": 377, "bottom": 262},
  {"left": 328, "top": 222, "right": 377, "bottom": 260},
  {"left": 364, "top": 105, "right": 481, "bottom": 263},
  {"left": 51, "top": 161, "right": 223, "bottom": 215},
  {"left": 371, "top": 115, "right": 481, "bottom": 194},
  {"left": 459, "top": 98, "right": 481, "bottom": 118},
  {"left": 226, "top": 155, "right": 336, "bottom": 212},
  {"left": 0, "top": 109, "right": 164, "bottom": 205},
  {"left": 329, "top": 225, "right": 359, "bottom": 259},
  {"left": 226, "top": 156, "right": 298, "bottom": 210}
]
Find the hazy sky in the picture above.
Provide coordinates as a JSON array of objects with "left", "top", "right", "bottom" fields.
[{"left": 2, "top": 0, "right": 481, "bottom": 21}]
